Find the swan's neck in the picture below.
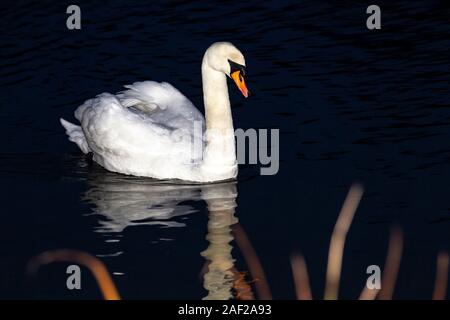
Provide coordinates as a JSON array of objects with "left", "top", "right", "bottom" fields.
[
  {"left": 202, "top": 64, "right": 234, "bottom": 132},
  {"left": 201, "top": 62, "right": 237, "bottom": 171}
]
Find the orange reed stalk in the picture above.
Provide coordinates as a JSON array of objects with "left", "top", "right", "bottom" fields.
[
  {"left": 378, "top": 226, "right": 403, "bottom": 300},
  {"left": 359, "top": 285, "right": 380, "bottom": 300},
  {"left": 290, "top": 254, "right": 313, "bottom": 300},
  {"left": 324, "top": 183, "right": 364, "bottom": 300},
  {"left": 432, "top": 251, "right": 449, "bottom": 300},
  {"left": 232, "top": 224, "right": 272, "bottom": 300},
  {"left": 27, "top": 249, "right": 120, "bottom": 300}
]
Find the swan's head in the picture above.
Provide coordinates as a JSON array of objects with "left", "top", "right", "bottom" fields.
[{"left": 204, "top": 42, "right": 249, "bottom": 98}]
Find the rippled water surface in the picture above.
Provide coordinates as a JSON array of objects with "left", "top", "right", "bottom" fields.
[{"left": 0, "top": 1, "right": 449, "bottom": 299}]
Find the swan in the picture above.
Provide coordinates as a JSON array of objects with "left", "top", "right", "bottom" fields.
[{"left": 60, "top": 42, "right": 249, "bottom": 182}]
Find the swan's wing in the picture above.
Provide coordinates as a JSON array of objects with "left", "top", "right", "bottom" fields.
[
  {"left": 115, "top": 81, "right": 205, "bottom": 158},
  {"left": 74, "top": 82, "right": 205, "bottom": 166},
  {"left": 116, "top": 81, "right": 204, "bottom": 128}
]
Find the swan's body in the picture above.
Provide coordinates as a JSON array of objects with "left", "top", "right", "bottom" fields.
[{"left": 61, "top": 42, "right": 248, "bottom": 182}]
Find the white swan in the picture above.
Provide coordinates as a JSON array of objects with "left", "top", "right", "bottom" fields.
[{"left": 61, "top": 42, "right": 249, "bottom": 182}]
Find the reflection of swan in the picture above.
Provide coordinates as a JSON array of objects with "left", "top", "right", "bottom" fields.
[
  {"left": 200, "top": 182, "right": 238, "bottom": 300},
  {"left": 61, "top": 42, "right": 249, "bottom": 182},
  {"left": 83, "top": 169, "right": 261, "bottom": 299},
  {"left": 83, "top": 171, "right": 202, "bottom": 233}
]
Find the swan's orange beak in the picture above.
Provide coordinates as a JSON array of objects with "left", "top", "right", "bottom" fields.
[{"left": 231, "top": 70, "right": 249, "bottom": 98}]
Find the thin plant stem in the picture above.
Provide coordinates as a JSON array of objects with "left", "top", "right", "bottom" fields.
[
  {"left": 432, "top": 251, "right": 449, "bottom": 300},
  {"left": 232, "top": 224, "right": 272, "bottom": 300},
  {"left": 27, "top": 249, "right": 121, "bottom": 300},
  {"left": 324, "top": 183, "right": 364, "bottom": 300},
  {"left": 290, "top": 254, "right": 313, "bottom": 300},
  {"left": 378, "top": 227, "right": 403, "bottom": 300}
]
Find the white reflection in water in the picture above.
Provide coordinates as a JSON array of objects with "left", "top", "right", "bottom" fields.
[
  {"left": 83, "top": 170, "right": 243, "bottom": 299},
  {"left": 201, "top": 183, "right": 238, "bottom": 300},
  {"left": 83, "top": 172, "right": 202, "bottom": 233}
]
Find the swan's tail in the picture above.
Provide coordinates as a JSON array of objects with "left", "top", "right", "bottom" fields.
[{"left": 60, "top": 118, "right": 91, "bottom": 154}]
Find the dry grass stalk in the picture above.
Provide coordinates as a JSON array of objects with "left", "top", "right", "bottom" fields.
[
  {"left": 324, "top": 183, "right": 364, "bottom": 300},
  {"left": 432, "top": 251, "right": 449, "bottom": 300},
  {"left": 27, "top": 249, "right": 120, "bottom": 300},
  {"left": 359, "top": 286, "right": 380, "bottom": 300},
  {"left": 290, "top": 254, "right": 313, "bottom": 300},
  {"left": 233, "top": 224, "right": 272, "bottom": 300},
  {"left": 378, "top": 226, "right": 403, "bottom": 300}
]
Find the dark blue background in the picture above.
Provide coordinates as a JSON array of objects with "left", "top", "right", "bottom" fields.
[{"left": 0, "top": 0, "right": 449, "bottom": 299}]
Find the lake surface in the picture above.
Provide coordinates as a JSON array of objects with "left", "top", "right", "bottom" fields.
[{"left": 0, "top": 1, "right": 449, "bottom": 299}]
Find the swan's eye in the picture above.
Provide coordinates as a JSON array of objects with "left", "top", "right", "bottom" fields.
[{"left": 228, "top": 59, "right": 246, "bottom": 77}]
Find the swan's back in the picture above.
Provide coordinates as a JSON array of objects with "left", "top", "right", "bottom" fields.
[{"left": 117, "top": 81, "right": 204, "bottom": 125}]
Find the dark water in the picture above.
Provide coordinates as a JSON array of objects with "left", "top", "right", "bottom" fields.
[{"left": 1, "top": 1, "right": 449, "bottom": 299}]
